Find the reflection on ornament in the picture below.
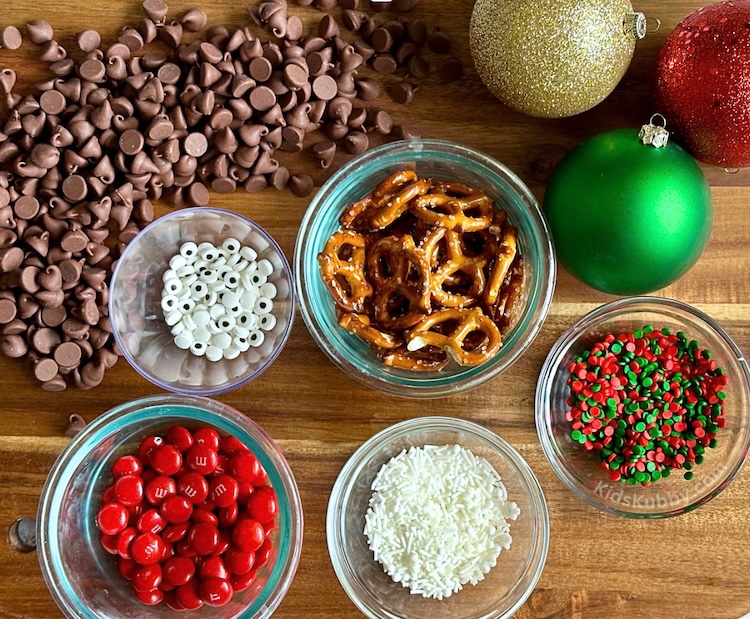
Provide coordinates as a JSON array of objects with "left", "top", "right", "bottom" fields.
[
  {"left": 470, "top": 0, "right": 649, "bottom": 118},
  {"left": 544, "top": 120, "right": 713, "bottom": 295},
  {"left": 655, "top": 0, "right": 750, "bottom": 168}
]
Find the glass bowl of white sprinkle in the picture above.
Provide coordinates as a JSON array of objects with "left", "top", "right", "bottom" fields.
[
  {"left": 109, "top": 208, "right": 294, "bottom": 395},
  {"left": 327, "top": 417, "right": 549, "bottom": 619}
]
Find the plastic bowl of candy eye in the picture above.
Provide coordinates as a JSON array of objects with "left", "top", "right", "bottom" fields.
[
  {"left": 327, "top": 416, "right": 549, "bottom": 619},
  {"left": 109, "top": 208, "right": 294, "bottom": 395},
  {"left": 294, "top": 139, "right": 556, "bottom": 398},
  {"left": 536, "top": 296, "right": 750, "bottom": 518},
  {"left": 37, "top": 394, "right": 303, "bottom": 618}
]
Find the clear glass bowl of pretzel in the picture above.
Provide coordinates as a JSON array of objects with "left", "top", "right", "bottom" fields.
[{"left": 295, "top": 140, "right": 556, "bottom": 398}]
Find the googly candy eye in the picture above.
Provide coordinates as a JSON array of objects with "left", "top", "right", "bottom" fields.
[
  {"left": 260, "top": 313, "right": 276, "bottom": 331},
  {"left": 254, "top": 297, "right": 273, "bottom": 315},
  {"left": 169, "top": 254, "right": 188, "bottom": 271},
  {"left": 189, "top": 341, "right": 207, "bottom": 356},
  {"left": 164, "top": 278, "right": 183, "bottom": 295},
  {"left": 161, "top": 295, "right": 179, "bottom": 312},
  {"left": 240, "top": 246, "right": 257, "bottom": 262},
  {"left": 248, "top": 330, "right": 265, "bottom": 348},
  {"left": 222, "top": 238, "right": 241, "bottom": 253},
  {"left": 206, "top": 345, "right": 223, "bottom": 362},
  {"left": 179, "top": 241, "right": 198, "bottom": 259}
]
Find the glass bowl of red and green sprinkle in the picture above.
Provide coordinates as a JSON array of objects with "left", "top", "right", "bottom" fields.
[{"left": 536, "top": 296, "right": 750, "bottom": 518}]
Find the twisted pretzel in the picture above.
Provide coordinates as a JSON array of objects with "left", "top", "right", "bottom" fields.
[
  {"left": 380, "top": 346, "right": 449, "bottom": 371},
  {"left": 421, "top": 228, "right": 486, "bottom": 308},
  {"left": 406, "top": 307, "right": 501, "bottom": 366},
  {"left": 339, "top": 170, "right": 431, "bottom": 230},
  {"left": 338, "top": 313, "right": 402, "bottom": 350},
  {"left": 484, "top": 225, "right": 518, "bottom": 308},
  {"left": 370, "top": 234, "right": 432, "bottom": 330},
  {"left": 317, "top": 230, "right": 373, "bottom": 313},
  {"left": 410, "top": 190, "right": 494, "bottom": 232}
]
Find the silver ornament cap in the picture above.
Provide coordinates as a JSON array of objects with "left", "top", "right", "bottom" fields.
[{"left": 639, "top": 114, "right": 670, "bottom": 148}]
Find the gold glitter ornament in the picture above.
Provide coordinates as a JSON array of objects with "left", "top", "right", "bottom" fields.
[{"left": 470, "top": 0, "right": 648, "bottom": 118}]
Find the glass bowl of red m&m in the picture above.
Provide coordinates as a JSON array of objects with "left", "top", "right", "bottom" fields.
[
  {"left": 37, "top": 394, "right": 303, "bottom": 618},
  {"left": 536, "top": 296, "right": 750, "bottom": 518}
]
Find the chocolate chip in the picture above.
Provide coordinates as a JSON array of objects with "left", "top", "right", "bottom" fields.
[
  {"left": 289, "top": 174, "right": 314, "bottom": 197},
  {"left": 438, "top": 57, "right": 463, "bottom": 83},
  {"left": 398, "top": 124, "right": 421, "bottom": 140},
  {"left": 181, "top": 8, "right": 208, "bottom": 32},
  {"left": 286, "top": 16, "right": 304, "bottom": 40},
  {"left": 1, "top": 335, "right": 28, "bottom": 358},
  {"left": 347, "top": 106, "right": 367, "bottom": 129},
  {"left": 371, "top": 28, "right": 394, "bottom": 53},
  {"left": 187, "top": 182, "right": 210, "bottom": 206},
  {"left": 1, "top": 26, "right": 23, "bottom": 50},
  {"left": 312, "top": 75, "right": 337, "bottom": 101},
  {"left": 390, "top": 82, "right": 417, "bottom": 104},
  {"left": 342, "top": 10, "right": 367, "bottom": 32},
  {"left": 41, "top": 306, "right": 67, "bottom": 328},
  {"left": 0, "top": 247, "right": 24, "bottom": 272},
  {"left": 26, "top": 20, "right": 54, "bottom": 45},
  {"left": 284, "top": 63, "right": 309, "bottom": 90},
  {"left": 356, "top": 78, "right": 381, "bottom": 101},
  {"left": 407, "top": 55, "right": 430, "bottom": 78},
  {"left": 370, "top": 109, "right": 393, "bottom": 134},
  {"left": 119, "top": 29, "right": 144, "bottom": 53},
  {"left": 76, "top": 30, "right": 101, "bottom": 53},
  {"left": 32, "top": 328, "right": 62, "bottom": 355},
  {"left": 142, "top": 0, "right": 169, "bottom": 23},
  {"left": 344, "top": 131, "right": 369, "bottom": 155},
  {"left": 184, "top": 132, "right": 209, "bottom": 157},
  {"left": 269, "top": 166, "right": 290, "bottom": 190},
  {"left": 14, "top": 196, "right": 41, "bottom": 220},
  {"left": 318, "top": 15, "right": 340, "bottom": 39},
  {"left": 54, "top": 340, "right": 82, "bottom": 367},
  {"left": 0, "top": 68, "right": 17, "bottom": 95},
  {"left": 0, "top": 299, "right": 16, "bottom": 324},
  {"left": 244, "top": 175, "right": 267, "bottom": 192},
  {"left": 372, "top": 54, "right": 398, "bottom": 75},
  {"left": 406, "top": 19, "right": 428, "bottom": 45},
  {"left": 354, "top": 40, "right": 375, "bottom": 62},
  {"left": 33, "top": 357, "right": 59, "bottom": 382},
  {"left": 62, "top": 175, "right": 88, "bottom": 202},
  {"left": 248, "top": 85, "right": 276, "bottom": 111},
  {"left": 312, "top": 140, "right": 336, "bottom": 168},
  {"left": 428, "top": 30, "right": 452, "bottom": 54}
]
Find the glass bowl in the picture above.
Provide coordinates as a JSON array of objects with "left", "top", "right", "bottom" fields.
[
  {"left": 536, "top": 296, "right": 750, "bottom": 518},
  {"left": 109, "top": 208, "right": 294, "bottom": 395},
  {"left": 294, "top": 140, "right": 556, "bottom": 398},
  {"left": 327, "top": 417, "right": 549, "bottom": 619},
  {"left": 37, "top": 394, "right": 303, "bottom": 619}
]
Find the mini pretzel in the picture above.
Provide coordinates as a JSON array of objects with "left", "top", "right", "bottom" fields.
[
  {"left": 338, "top": 312, "right": 403, "bottom": 350},
  {"left": 317, "top": 229, "right": 373, "bottom": 313},
  {"left": 339, "top": 170, "right": 424, "bottom": 230},
  {"left": 498, "top": 258, "right": 524, "bottom": 331},
  {"left": 405, "top": 307, "right": 502, "bottom": 366},
  {"left": 410, "top": 190, "right": 494, "bottom": 232},
  {"left": 369, "top": 179, "right": 432, "bottom": 229},
  {"left": 421, "top": 228, "right": 487, "bottom": 308},
  {"left": 380, "top": 346, "right": 449, "bottom": 371},
  {"left": 370, "top": 234, "right": 432, "bottom": 330},
  {"left": 484, "top": 225, "right": 518, "bottom": 308}
]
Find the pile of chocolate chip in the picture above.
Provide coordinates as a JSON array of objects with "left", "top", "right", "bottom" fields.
[{"left": 0, "top": 0, "right": 459, "bottom": 390}]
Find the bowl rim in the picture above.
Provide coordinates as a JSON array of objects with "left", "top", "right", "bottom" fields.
[
  {"left": 535, "top": 295, "right": 750, "bottom": 518},
  {"left": 293, "top": 138, "right": 556, "bottom": 399},
  {"left": 36, "top": 394, "right": 304, "bottom": 619},
  {"left": 109, "top": 207, "right": 295, "bottom": 396},
  {"left": 326, "top": 416, "right": 550, "bottom": 619}
]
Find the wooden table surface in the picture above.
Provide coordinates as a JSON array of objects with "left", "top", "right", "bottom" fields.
[{"left": 2, "top": 0, "right": 750, "bottom": 618}]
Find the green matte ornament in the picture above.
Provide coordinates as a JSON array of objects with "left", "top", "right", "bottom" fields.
[{"left": 543, "top": 117, "right": 713, "bottom": 295}]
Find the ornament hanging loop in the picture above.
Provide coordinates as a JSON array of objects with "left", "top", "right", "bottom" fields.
[
  {"left": 639, "top": 114, "right": 670, "bottom": 148},
  {"left": 646, "top": 17, "right": 661, "bottom": 33}
]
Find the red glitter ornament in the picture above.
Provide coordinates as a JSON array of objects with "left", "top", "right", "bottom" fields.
[{"left": 655, "top": 0, "right": 750, "bottom": 168}]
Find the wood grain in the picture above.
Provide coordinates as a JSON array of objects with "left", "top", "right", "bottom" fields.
[{"left": 1, "top": 1, "right": 749, "bottom": 618}]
